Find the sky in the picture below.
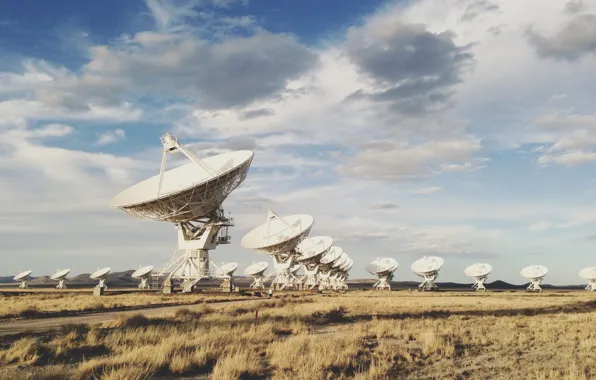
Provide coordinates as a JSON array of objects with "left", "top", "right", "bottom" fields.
[{"left": 1, "top": 0, "right": 596, "bottom": 285}]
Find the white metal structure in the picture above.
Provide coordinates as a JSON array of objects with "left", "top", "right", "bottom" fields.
[
  {"left": 50, "top": 269, "right": 70, "bottom": 289},
  {"left": 464, "top": 263, "right": 493, "bottom": 291},
  {"left": 335, "top": 258, "right": 353, "bottom": 290},
  {"left": 520, "top": 265, "right": 548, "bottom": 292},
  {"left": 317, "top": 246, "right": 342, "bottom": 290},
  {"left": 411, "top": 256, "right": 444, "bottom": 291},
  {"left": 90, "top": 267, "right": 111, "bottom": 289},
  {"left": 330, "top": 252, "right": 349, "bottom": 290},
  {"left": 111, "top": 133, "right": 253, "bottom": 293},
  {"left": 14, "top": 270, "right": 32, "bottom": 289},
  {"left": 296, "top": 236, "right": 333, "bottom": 289},
  {"left": 579, "top": 267, "right": 596, "bottom": 292},
  {"left": 241, "top": 210, "right": 313, "bottom": 290},
  {"left": 244, "top": 262, "right": 269, "bottom": 289},
  {"left": 132, "top": 266, "right": 154, "bottom": 289},
  {"left": 366, "top": 258, "right": 398, "bottom": 290}
]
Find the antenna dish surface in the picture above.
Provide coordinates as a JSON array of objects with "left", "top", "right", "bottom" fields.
[
  {"left": 241, "top": 213, "right": 314, "bottom": 254},
  {"left": 50, "top": 269, "right": 70, "bottom": 280},
  {"left": 14, "top": 270, "right": 32, "bottom": 281},
  {"left": 296, "top": 236, "right": 333, "bottom": 262},
  {"left": 367, "top": 258, "right": 398, "bottom": 275},
  {"left": 219, "top": 262, "right": 238, "bottom": 275},
  {"left": 244, "top": 262, "right": 269, "bottom": 276},
  {"left": 132, "top": 266, "right": 154, "bottom": 278},
  {"left": 111, "top": 150, "right": 253, "bottom": 222},
  {"left": 411, "top": 256, "right": 444, "bottom": 274},
  {"left": 464, "top": 263, "right": 493, "bottom": 277},
  {"left": 320, "top": 246, "right": 342, "bottom": 265},
  {"left": 333, "top": 252, "right": 349, "bottom": 268},
  {"left": 579, "top": 266, "right": 596, "bottom": 280},
  {"left": 90, "top": 267, "right": 112, "bottom": 279},
  {"left": 520, "top": 265, "right": 548, "bottom": 279}
]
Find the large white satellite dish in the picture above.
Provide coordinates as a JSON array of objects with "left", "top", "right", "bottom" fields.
[
  {"left": 579, "top": 266, "right": 596, "bottom": 292},
  {"left": 111, "top": 133, "right": 253, "bottom": 293},
  {"left": 331, "top": 255, "right": 352, "bottom": 291},
  {"left": 241, "top": 210, "right": 313, "bottom": 290},
  {"left": 464, "top": 263, "right": 492, "bottom": 291},
  {"left": 317, "top": 246, "right": 342, "bottom": 290},
  {"left": 520, "top": 265, "right": 548, "bottom": 292},
  {"left": 296, "top": 236, "right": 333, "bottom": 290},
  {"left": 244, "top": 261, "right": 269, "bottom": 289},
  {"left": 218, "top": 262, "right": 238, "bottom": 277},
  {"left": 14, "top": 270, "right": 32, "bottom": 289},
  {"left": 90, "top": 267, "right": 111, "bottom": 289},
  {"left": 50, "top": 269, "right": 70, "bottom": 289},
  {"left": 411, "top": 256, "right": 444, "bottom": 291},
  {"left": 367, "top": 258, "right": 398, "bottom": 290},
  {"left": 131, "top": 265, "right": 154, "bottom": 290}
]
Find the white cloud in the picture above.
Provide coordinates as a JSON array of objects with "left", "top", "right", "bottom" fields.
[
  {"left": 410, "top": 186, "right": 443, "bottom": 195},
  {"left": 97, "top": 129, "right": 126, "bottom": 145}
]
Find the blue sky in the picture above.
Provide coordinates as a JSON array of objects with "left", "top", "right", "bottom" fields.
[{"left": 1, "top": 0, "right": 596, "bottom": 285}]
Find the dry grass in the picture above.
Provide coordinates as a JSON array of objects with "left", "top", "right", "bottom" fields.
[
  {"left": 0, "top": 291, "right": 594, "bottom": 379},
  {"left": 0, "top": 292, "right": 252, "bottom": 319}
]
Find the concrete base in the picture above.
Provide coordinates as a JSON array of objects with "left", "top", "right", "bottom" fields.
[
  {"left": 220, "top": 279, "right": 232, "bottom": 292},
  {"left": 162, "top": 285, "right": 173, "bottom": 294},
  {"left": 93, "top": 287, "right": 105, "bottom": 297}
]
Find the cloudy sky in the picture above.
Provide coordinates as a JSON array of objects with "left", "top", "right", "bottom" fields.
[{"left": 1, "top": 0, "right": 596, "bottom": 285}]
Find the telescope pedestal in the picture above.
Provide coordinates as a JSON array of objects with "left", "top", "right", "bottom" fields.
[
  {"left": 250, "top": 274, "right": 266, "bottom": 289},
  {"left": 373, "top": 273, "right": 392, "bottom": 290},
  {"left": 96, "top": 279, "right": 107, "bottom": 289},
  {"left": 318, "top": 271, "right": 332, "bottom": 290},
  {"left": 419, "top": 273, "right": 438, "bottom": 291},
  {"left": 302, "top": 265, "right": 319, "bottom": 290},
  {"left": 56, "top": 280, "right": 66, "bottom": 289},
  {"left": 527, "top": 278, "right": 543, "bottom": 292},
  {"left": 138, "top": 278, "right": 150, "bottom": 289},
  {"left": 271, "top": 255, "right": 298, "bottom": 290},
  {"left": 472, "top": 276, "right": 487, "bottom": 291},
  {"left": 18, "top": 280, "right": 28, "bottom": 289},
  {"left": 586, "top": 279, "right": 596, "bottom": 292}
]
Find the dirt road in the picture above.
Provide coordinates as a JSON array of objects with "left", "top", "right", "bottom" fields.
[{"left": 0, "top": 298, "right": 261, "bottom": 336}]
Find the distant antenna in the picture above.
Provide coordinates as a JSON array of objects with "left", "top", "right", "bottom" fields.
[
  {"left": 241, "top": 210, "right": 314, "bottom": 290},
  {"left": 90, "top": 267, "right": 111, "bottom": 289},
  {"left": 464, "top": 263, "right": 492, "bottom": 291},
  {"left": 216, "top": 262, "right": 238, "bottom": 292},
  {"left": 14, "top": 270, "right": 32, "bottom": 289},
  {"left": 579, "top": 267, "right": 596, "bottom": 292},
  {"left": 132, "top": 266, "right": 154, "bottom": 289},
  {"left": 366, "top": 258, "right": 398, "bottom": 290},
  {"left": 50, "top": 269, "right": 70, "bottom": 289},
  {"left": 411, "top": 256, "right": 444, "bottom": 291},
  {"left": 110, "top": 132, "right": 254, "bottom": 293},
  {"left": 520, "top": 265, "right": 548, "bottom": 292},
  {"left": 243, "top": 262, "right": 269, "bottom": 289},
  {"left": 317, "top": 246, "right": 342, "bottom": 290},
  {"left": 296, "top": 236, "right": 333, "bottom": 290}
]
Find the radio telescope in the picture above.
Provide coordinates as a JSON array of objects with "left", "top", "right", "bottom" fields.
[
  {"left": 296, "top": 236, "right": 333, "bottom": 290},
  {"left": 90, "top": 267, "right": 111, "bottom": 289},
  {"left": 241, "top": 210, "right": 313, "bottom": 290},
  {"left": 132, "top": 266, "right": 154, "bottom": 289},
  {"left": 14, "top": 270, "right": 32, "bottom": 289},
  {"left": 411, "top": 256, "right": 444, "bottom": 291},
  {"left": 579, "top": 267, "right": 596, "bottom": 292},
  {"left": 50, "top": 269, "right": 70, "bottom": 289},
  {"left": 318, "top": 246, "right": 342, "bottom": 290},
  {"left": 336, "top": 257, "right": 353, "bottom": 290},
  {"left": 520, "top": 265, "right": 548, "bottom": 292},
  {"left": 217, "top": 262, "right": 238, "bottom": 291},
  {"left": 464, "top": 263, "right": 492, "bottom": 291},
  {"left": 111, "top": 133, "right": 253, "bottom": 293},
  {"left": 330, "top": 252, "right": 349, "bottom": 290},
  {"left": 244, "top": 262, "right": 269, "bottom": 289},
  {"left": 366, "top": 258, "right": 398, "bottom": 290}
]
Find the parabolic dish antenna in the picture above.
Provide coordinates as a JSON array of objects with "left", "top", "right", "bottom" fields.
[
  {"left": 132, "top": 265, "right": 154, "bottom": 290},
  {"left": 244, "top": 262, "right": 268, "bottom": 276},
  {"left": 411, "top": 256, "right": 444, "bottom": 291},
  {"left": 50, "top": 269, "right": 70, "bottom": 289},
  {"left": 241, "top": 211, "right": 314, "bottom": 255},
  {"left": 14, "top": 270, "right": 32, "bottom": 289},
  {"left": 296, "top": 236, "right": 333, "bottom": 262},
  {"left": 520, "top": 265, "right": 548, "bottom": 292},
  {"left": 218, "top": 262, "right": 238, "bottom": 277},
  {"left": 464, "top": 263, "right": 492, "bottom": 291},
  {"left": 241, "top": 210, "right": 313, "bottom": 291},
  {"left": 367, "top": 258, "right": 398, "bottom": 290},
  {"left": 320, "top": 246, "right": 342, "bottom": 265},
  {"left": 579, "top": 266, "right": 596, "bottom": 292},
  {"left": 332, "top": 252, "right": 349, "bottom": 269},
  {"left": 110, "top": 133, "right": 254, "bottom": 293},
  {"left": 330, "top": 255, "right": 353, "bottom": 291},
  {"left": 244, "top": 262, "right": 269, "bottom": 290},
  {"left": 90, "top": 267, "right": 111, "bottom": 289},
  {"left": 411, "top": 256, "right": 445, "bottom": 274}
]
